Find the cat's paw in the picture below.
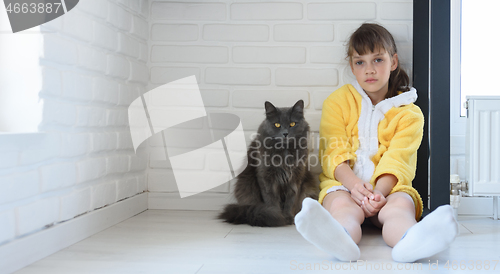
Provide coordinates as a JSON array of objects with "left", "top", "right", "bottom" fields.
[{"left": 285, "top": 215, "right": 295, "bottom": 225}]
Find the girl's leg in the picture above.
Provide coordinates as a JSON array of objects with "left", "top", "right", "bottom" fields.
[
  {"left": 294, "top": 191, "right": 364, "bottom": 261},
  {"left": 376, "top": 192, "right": 417, "bottom": 247},
  {"left": 322, "top": 190, "right": 366, "bottom": 243},
  {"left": 377, "top": 192, "right": 459, "bottom": 262}
]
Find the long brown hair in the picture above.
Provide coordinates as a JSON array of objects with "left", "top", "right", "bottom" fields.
[{"left": 347, "top": 23, "right": 410, "bottom": 98}]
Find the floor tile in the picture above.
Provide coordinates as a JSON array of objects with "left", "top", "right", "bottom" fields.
[{"left": 13, "top": 210, "right": 500, "bottom": 274}]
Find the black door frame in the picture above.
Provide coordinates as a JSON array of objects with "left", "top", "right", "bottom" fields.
[{"left": 413, "top": 0, "right": 451, "bottom": 215}]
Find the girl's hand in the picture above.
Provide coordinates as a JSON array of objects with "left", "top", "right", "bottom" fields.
[
  {"left": 350, "top": 182, "right": 375, "bottom": 206},
  {"left": 360, "top": 190, "right": 387, "bottom": 217}
]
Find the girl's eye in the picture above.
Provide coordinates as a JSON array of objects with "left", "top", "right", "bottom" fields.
[
  {"left": 375, "top": 58, "right": 383, "bottom": 63},
  {"left": 275, "top": 123, "right": 281, "bottom": 128},
  {"left": 355, "top": 61, "right": 363, "bottom": 65},
  {"left": 290, "top": 122, "right": 296, "bottom": 127}
]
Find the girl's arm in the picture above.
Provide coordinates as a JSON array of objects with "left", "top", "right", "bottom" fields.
[
  {"left": 334, "top": 161, "right": 361, "bottom": 190},
  {"left": 373, "top": 174, "right": 398, "bottom": 197},
  {"left": 335, "top": 161, "right": 375, "bottom": 205}
]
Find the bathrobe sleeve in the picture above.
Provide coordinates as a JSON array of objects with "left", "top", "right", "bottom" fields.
[
  {"left": 372, "top": 104, "right": 424, "bottom": 191},
  {"left": 317, "top": 86, "right": 361, "bottom": 204},
  {"left": 319, "top": 88, "right": 358, "bottom": 181}
]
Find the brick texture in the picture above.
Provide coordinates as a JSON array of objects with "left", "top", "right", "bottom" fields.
[
  {"left": 151, "top": 2, "right": 226, "bottom": 21},
  {"left": 151, "top": 24, "right": 199, "bottom": 41},
  {"left": 0, "top": 0, "right": 150, "bottom": 245},
  {"left": 274, "top": 24, "right": 334, "bottom": 42},
  {"left": 231, "top": 3, "right": 302, "bottom": 20},
  {"left": 205, "top": 67, "right": 271, "bottom": 85},
  {"left": 232, "top": 47, "right": 306, "bottom": 64},
  {"left": 1, "top": 0, "right": 418, "bottom": 246},
  {"left": 151, "top": 46, "right": 228, "bottom": 63},
  {"left": 203, "top": 24, "right": 269, "bottom": 42},
  {"left": 308, "top": 3, "right": 377, "bottom": 20}
]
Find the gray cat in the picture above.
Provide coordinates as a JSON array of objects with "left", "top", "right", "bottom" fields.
[{"left": 218, "top": 100, "right": 319, "bottom": 226}]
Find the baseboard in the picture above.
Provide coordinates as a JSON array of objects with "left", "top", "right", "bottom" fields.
[
  {"left": 148, "top": 192, "right": 235, "bottom": 210},
  {"left": 0, "top": 193, "right": 148, "bottom": 274}
]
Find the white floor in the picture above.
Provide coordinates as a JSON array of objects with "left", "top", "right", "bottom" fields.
[{"left": 13, "top": 210, "right": 500, "bottom": 274}]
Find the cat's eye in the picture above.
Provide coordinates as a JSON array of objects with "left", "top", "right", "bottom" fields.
[
  {"left": 290, "top": 122, "right": 296, "bottom": 127},
  {"left": 275, "top": 123, "right": 281, "bottom": 128}
]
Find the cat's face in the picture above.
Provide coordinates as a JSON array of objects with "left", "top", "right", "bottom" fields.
[{"left": 261, "top": 100, "right": 308, "bottom": 142}]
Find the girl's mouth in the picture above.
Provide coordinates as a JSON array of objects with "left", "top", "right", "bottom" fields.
[{"left": 365, "top": 79, "right": 377, "bottom": 83}]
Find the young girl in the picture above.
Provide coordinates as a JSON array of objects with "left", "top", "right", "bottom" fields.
[{"left": 294, "top": 23, "right": 458, "bottom": 262}]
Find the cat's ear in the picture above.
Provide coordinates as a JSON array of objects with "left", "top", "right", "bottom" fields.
[
  {"left": 264, "top": 101, "right": 277, "bottom": 115},
  {"left": 292, "top": 100, "right": 304, "bottom": 114}
]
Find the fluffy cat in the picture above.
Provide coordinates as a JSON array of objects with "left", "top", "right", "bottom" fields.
[{"left": 218, "top": 100, "right": 319, "bottom": 227}]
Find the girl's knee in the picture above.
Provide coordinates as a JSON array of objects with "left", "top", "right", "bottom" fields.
[
  {"left": 325, "top": 193, "right": 364, "bottom": 219},
  {"left": 379, "top": 193, "right": 415, "bottom": 220}
]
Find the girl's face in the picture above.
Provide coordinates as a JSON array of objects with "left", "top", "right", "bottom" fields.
[{"left": 350, "top": 49, "right": 398, "bottom": 101}]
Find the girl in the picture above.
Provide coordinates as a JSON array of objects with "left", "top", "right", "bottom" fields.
[{"left": 294, "top": 23, "right": 458, "bottom": 262}]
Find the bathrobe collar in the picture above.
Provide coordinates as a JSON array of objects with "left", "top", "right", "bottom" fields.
[
  {"left": 349, "top": 80, "right": 418, "bottom": 183},
  {"left": 352, "top": 80, "right": 418, "bottom": 114}
]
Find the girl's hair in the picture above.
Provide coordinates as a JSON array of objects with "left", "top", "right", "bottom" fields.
[{"left": 347, "top": 23, "right": 410, "bottom": 98}]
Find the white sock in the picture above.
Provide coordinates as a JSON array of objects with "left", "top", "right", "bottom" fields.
[
  {"left": 392, "top": 204, "right": 459, "bottom": 262},
  {"left": 294, "top": 197, "right": 360, "bottom": 261}
]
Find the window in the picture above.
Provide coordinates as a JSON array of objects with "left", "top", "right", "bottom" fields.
[
  {"left": 460, "top": 0, "right": 500, "bottom": 117},
  {"left": 0, "top": 4, "right": 43, "bottom": 132}
]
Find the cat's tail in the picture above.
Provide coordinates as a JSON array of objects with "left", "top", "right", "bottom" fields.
[{"left": 218, "top": 203, "right": 287, "bottom": 227}]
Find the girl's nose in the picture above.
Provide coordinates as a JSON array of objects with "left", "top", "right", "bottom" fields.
[{"left": 366, "top": 63, "right": 375, "bottom": 74}]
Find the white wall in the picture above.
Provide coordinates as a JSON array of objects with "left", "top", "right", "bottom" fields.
[
  {"left": 0, "top": 0, "right": 417, "bottom": 245},
  {"left": 0, "top": 0, "right": 150, "bottom": 246},
  {"left": 146, "top": 0, "right": 414, "bottom": 208}
]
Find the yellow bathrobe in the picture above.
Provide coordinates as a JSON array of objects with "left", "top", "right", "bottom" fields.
[{"left": 318, "top": 81, "right": 424, "bottom": 220}]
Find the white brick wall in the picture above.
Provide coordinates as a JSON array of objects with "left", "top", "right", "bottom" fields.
[
  {"left": 205, "top": 67, "right": 272, "bottom": 85},
  {"left": 307, "top": 3, "right": 377, "bottom": 20},
  {"left": 59, "top": 188, "right": 91, "bottom": 221},
  {"left": 16, "top": 197, "right": 59, "bottom": 236},
  {"left": 39, "top": 162, "right": 77, "bottom": 191},
  {"left": 151, "top": 45, "right": 229, "bottom": 63},
  {"left": 151, "top": 24, "right": 198, "bottom": 41},
  {"left": 147, "top": 0, "right": 414, "bottom": 203},
  {"left": 90, "top": 181, "right": 117, "bottom": 209},
  {"left": 274, "top": 24, "right": 335, "bottom": 42},
  {"left": 203, "top": 24, "right": 269, "bottom": 41},
  {"left": 0, "top": 0, "right": 417, "bottom": 246},
  {"left": 232, "top": 46, "right": 306, "bottom": 64},
  {"left": 275, "top": 68, "right": 339, "bottom": 86},
  {"left": 0, "top": 0, "right": 149, "bottom": 246},
  {"left": 231, "top": 3, "right": 303, "bottom": 20},
  {"left": 151, "top": 2, "right": 226, "bottom": 21}
]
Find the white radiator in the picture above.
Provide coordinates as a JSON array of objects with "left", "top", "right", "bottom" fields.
[{"left": 465, "top": 96, "right": 500, "bottom": 197}]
